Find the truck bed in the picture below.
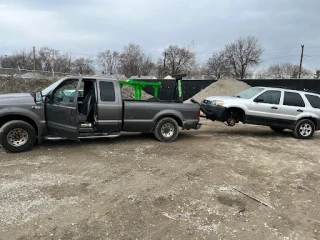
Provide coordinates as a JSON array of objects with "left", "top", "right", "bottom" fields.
[{"left": 122, "top": 100, "right": 200, "bottom": 132}]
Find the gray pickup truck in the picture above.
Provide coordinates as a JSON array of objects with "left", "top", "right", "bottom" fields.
[{"left": 0, "top": 76, "right": 201, "bottom": 153}]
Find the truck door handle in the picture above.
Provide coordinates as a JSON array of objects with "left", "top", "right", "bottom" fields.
[
  {"left": 297, "top": 109, "right": 303, "bottom": 112},
  {"left": 71, "top": 109, "right": 75, "bottom": 117},
  {"left": 271, "top": 106, "right": 278, "bottom": 109}
]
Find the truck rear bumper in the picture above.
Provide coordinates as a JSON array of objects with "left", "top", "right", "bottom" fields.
[{"left": 182, "top": 119, "right": 201, "bottom": 130}]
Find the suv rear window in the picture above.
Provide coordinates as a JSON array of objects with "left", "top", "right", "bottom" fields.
[
  {"left": 99, "top": 81, "right": 115, "bottom": 102},
  {"left": 283, "top": 92, "right": 305, "bottom": 107},
  {"left": 305, "top": 94, "right": 320, "bottom": 109}
]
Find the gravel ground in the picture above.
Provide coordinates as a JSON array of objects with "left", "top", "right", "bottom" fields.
[
  {"left": 1, "top": 120, "right": 319, "bottom": 240},
  {"left": 184, "top": 78, "right": 251, "bottom": 103}
]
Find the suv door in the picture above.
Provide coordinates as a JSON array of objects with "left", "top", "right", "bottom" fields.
[
  {"left": 45, "top": 78, "right": 81, "bottom": 141},
  {"left": 248, "top": 90, "right": 282, "bottom": 124},
  {"left": 280, "top": 91, "right": 307, "bottom": 121}
]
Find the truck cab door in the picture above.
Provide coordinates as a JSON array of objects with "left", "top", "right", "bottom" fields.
[{"left": 45, "top": 78, "right": 82, "bottom": 141}]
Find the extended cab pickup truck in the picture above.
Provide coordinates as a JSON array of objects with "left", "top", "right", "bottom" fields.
[{"left": 0, "top": 76, "right": 201, "bottom": 153}]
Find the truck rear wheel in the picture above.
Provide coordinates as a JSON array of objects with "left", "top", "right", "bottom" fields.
[
  {"left": 154, "top": 117, "right": 179, "bottom": 142},
  {"left": 0, "top": 120, "right": 36, "bottom": 153}
]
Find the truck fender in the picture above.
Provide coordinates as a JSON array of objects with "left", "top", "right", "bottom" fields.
[
  {"left": 152, "top": 110, "right": 184, "bottom": 127},
  {"left": 0, "top": 108, "right": 45, "bottom": 141}
]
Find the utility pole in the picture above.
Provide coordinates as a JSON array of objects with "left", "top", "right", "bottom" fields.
[
  {"left": 162, "top": 52, "right": 167, "bottom": 78},
  {"left": 298, "top": 44, "right": 304, "bottom": 78},
  {"left": 33, "top": 46, "right": 36, "bottom": 73},
  {"left": 52, "top": 49, "right": 55, "bottom": 77}
]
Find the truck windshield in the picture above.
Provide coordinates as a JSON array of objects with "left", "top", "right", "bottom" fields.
[
  {"left": 41, "top": 78, "right": 65, "bottom": 96},
  {"left": 235, "top": 87, "right": 264, "bottom": 99}
]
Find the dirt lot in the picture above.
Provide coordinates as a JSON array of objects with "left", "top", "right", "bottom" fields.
[{"left": 1, "top": 120, "right": 319, "bottom": 240}]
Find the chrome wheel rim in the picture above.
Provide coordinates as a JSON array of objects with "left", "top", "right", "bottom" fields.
[
  {"left": 299, "top": 123, "right": 312, "bottom": 137},
  {"left": 161, "top": 123, "right": 174, "bottom": 138},
  {"left": 7, "top": 128, "right": 29, "bottom": 147}
]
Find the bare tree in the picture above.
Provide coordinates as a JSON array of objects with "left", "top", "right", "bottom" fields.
[
  {"left": 96, "top": 50, "right": 120, "bottom": 74},
  {"left": 72, "top": 57, "right": 95, "bottom": 75},
  {"left": 54, "top": 52, "right": 73, "bottom": 73},
  {"left": 37, "top": 47, "right": 54, "bottom": 71},
  {"left": 118, "top": 43, "right": 155, "bottom": 77},
  {"left": 257, "top": 63, "right": 313, "bottom": 79},
  {"left": 162, "top": 43, "right": 196, "bottom": 76},
  {"left": 0, "top": 50, "right": 34, "bottom": 69},
  {"left": 206, "top": 51, "right": 228, "bottom": 79},
  {"left": 222, "top": 36, "right": 263, "bottom": 79}
]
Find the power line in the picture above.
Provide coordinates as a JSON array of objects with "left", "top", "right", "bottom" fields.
[{"left": 261, "top": 55, "right": 300, "bottom": 62}]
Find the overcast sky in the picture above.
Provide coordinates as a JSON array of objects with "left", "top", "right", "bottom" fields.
[{"left": 1, "top": 0, "right": 320, "bottom": 71}]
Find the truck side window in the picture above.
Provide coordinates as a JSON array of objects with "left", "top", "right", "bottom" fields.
[
  {"left": 255, "top": 90, "right": 281, "bottom": 104},
  {"left": 52, "top": 80, "right": 78, "bottom": 104},
  {"left": 99, "top": 81, "right": 115, "bottom": 102},
  {"left": 305, "top": 94, "right": 320, "bottom": 109},
  {"left": 283, "top": 92, "right": 305, "bottom": 107}
]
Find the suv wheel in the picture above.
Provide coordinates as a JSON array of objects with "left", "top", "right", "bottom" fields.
[
  {"left": 293, "top": 119, "right": 315, "bottom": 139},
  {"left": 154, "top": 117, "right": 179, "bottom": 142},
  {"left": 0, "top": 120, "right": 36, "bottom": 153},
  {"left": 270, "top": 127, "right": 285, "bottom": 133}
]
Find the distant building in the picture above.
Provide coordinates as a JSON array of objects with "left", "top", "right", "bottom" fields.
[
  {"left": 164, "top": 75, "right": 174, "bottom": 79},
  {"left": 130, "top": 75, "right": 157, "bottom": 79},
  {"left": 182, "top": 75, "right": 214, "bottom": 80}
]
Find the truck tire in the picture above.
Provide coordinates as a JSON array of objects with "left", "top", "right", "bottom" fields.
[
  {"left": 293, "top": 119, "right": 315, "bottom": 139},
  {"left": 154, "top": 117, "right": 179, "bottom": 142},
  {"left": 270, "top": 127, "right": 285, "bottom": 133},
  {"left": 0, "top": 120, "right": 36, "bottom": 153}
]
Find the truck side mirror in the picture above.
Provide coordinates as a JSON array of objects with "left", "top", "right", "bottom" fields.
[{"left": 34, "top": 91, "right": 43, "bottom": 104}]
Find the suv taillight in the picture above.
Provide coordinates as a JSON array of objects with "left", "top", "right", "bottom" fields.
[{"left": 198, "top": 109, "right": 201, "bottom": 118}]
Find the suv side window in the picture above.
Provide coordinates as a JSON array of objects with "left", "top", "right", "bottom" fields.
[
  {"left": 99, "top": 81, "right": 115, "bottom": 102},
  {"left": 305, "top": 94, "right": 320, "bottom": 109},
  {"left": 52, "top": 79, "right": 79, "bottom": 104},
  {"left": 283, "top": 92, "right": 305, "bottom": 107},
  {"left": 255, "top": 90, "right": 281, "bottom": 104}
]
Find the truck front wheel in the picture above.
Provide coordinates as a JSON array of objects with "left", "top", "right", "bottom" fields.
[
  {"left": 154, "top": 117, "right": 179, "bottom": 142},
  {"left": 0, "top": 120, "right": 36, "bottom": 153}
]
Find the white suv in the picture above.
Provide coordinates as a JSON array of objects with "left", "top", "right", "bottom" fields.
[{"left": 199, "top": 87, "right": 320, "bottom": 139}]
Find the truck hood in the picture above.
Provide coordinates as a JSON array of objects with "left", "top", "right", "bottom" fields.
[{"left": 0, "top": 93, "right": 35, "bottom": 105}]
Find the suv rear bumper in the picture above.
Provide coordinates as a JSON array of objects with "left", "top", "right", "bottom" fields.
[{"left": 200, "top": 104, "right": 227, "bottom": 121}]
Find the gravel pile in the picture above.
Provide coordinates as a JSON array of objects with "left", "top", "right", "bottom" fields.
[
  {"left": 121, "top": 85, "right": 153, "bottom": 100},
  {"left": 184, "top": 78, "right": 251, "bottom": 103},
  {"left": 21, "top": 72, "right": 45, "bottom": 79},
  {"left": 0, "top": 76, "right": 55, "bottom": 94}
]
